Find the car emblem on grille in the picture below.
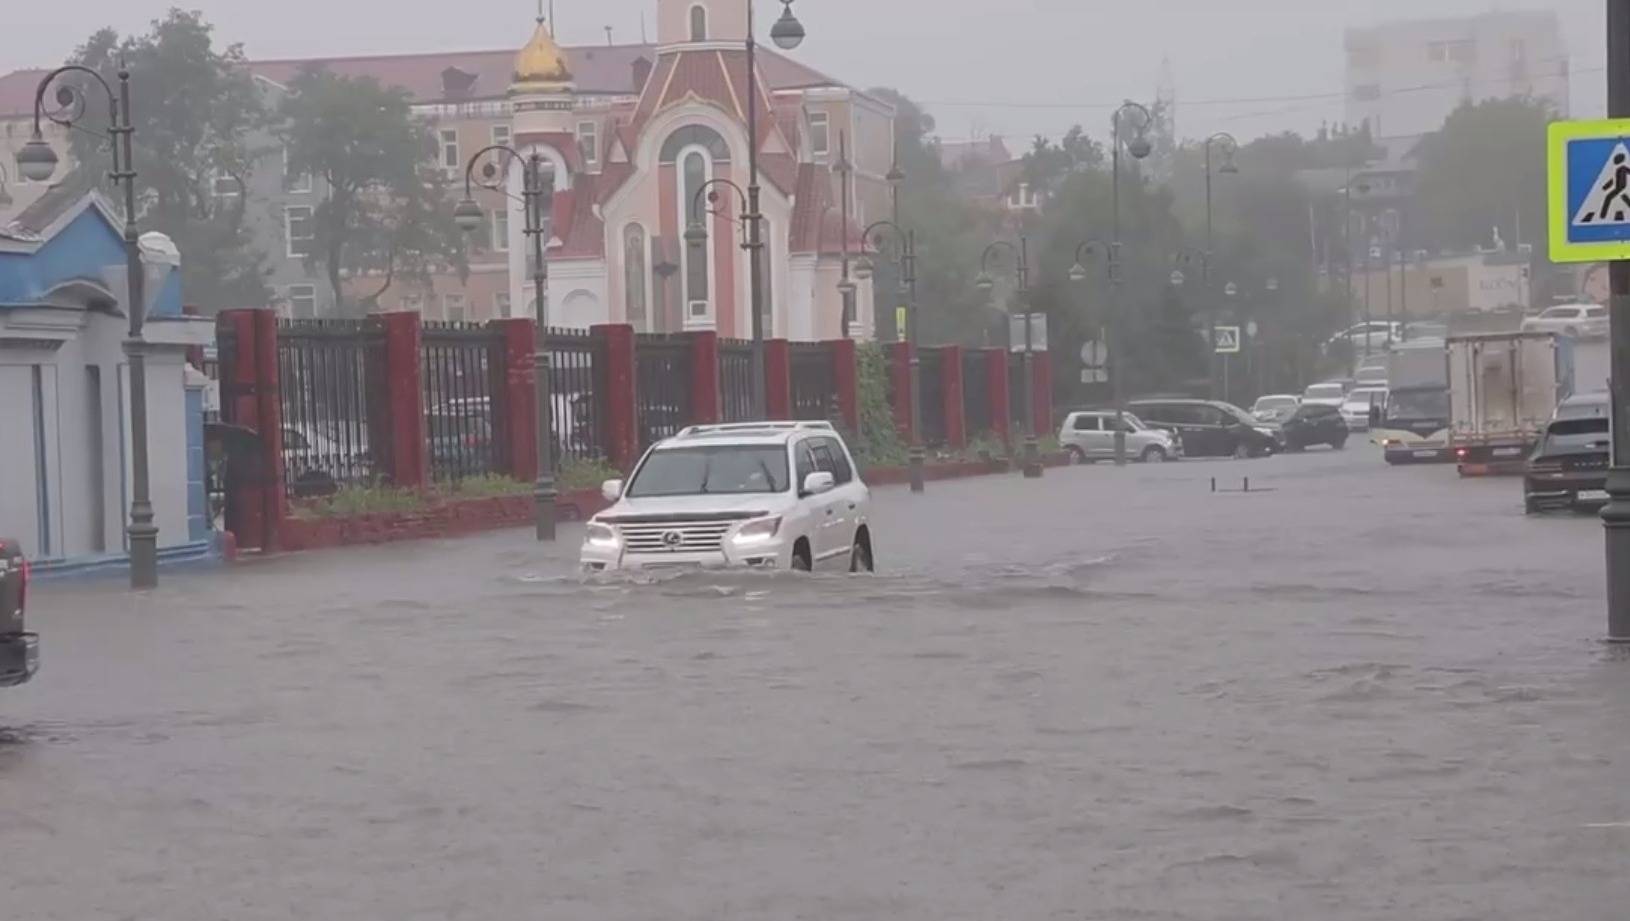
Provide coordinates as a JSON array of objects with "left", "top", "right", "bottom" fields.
[{"left": 661, "top": 530, "right": 684, "bottom": 550}]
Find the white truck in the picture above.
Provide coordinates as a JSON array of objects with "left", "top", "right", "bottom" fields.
[
  {"left": 1374, "top": 339, "right": 1452, "bottom": 464},
  {"left": 1447, "top": 332, "right": 1574, "bottom": 475}
]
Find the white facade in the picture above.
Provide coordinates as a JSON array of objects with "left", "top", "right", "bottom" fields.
[{"left": 1345, "top": 10, "right": 1569, "bottom": 141}]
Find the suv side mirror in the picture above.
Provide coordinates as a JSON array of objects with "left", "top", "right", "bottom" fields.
[
  {"left": 601, "top": 479, "right": 624, "bottom": 502},
  {"left": 802, "top": 471, "right": 835, "bottom": 496}
]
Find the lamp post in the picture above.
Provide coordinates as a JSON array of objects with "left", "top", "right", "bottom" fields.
[
  {"left": 454, "top": 145, "right": 557, "bottom": 540},
  {"left": 976, "top": 237, "right": 1042, "bottom": 478},
  {"left": 1170, "top": 247, "right": 1206, "bottom": 387},
  {"left": 833, "top": 132, "right": 856, "bottom": 338},
  {"left": 1203, "top": 132, "right": 1240, "bottom": 399},
  {"left": 18, "top": 65, "right": 156, "bottom": 588},
  {"left": 856, "top": 221, "right": 921, "bottom": 491},
  {"left": 1069, "top": 239, "right": 1127, "bottom": 464},
  {"left": 1221, "top": 280, "right": 1239, "bottom": 404},
  {"left": 0, "top": 163, "right": 14, "bottom": 209},
  {"left": 1097, "top": 101, "right": 1155, "bottom": 466},
  {"left": 1603, "top": 0, "right": 1630, "bottom": 641}
]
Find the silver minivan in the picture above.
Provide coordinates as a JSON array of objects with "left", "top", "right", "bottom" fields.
[{"left": 1060, "top": 411, "right": 1181, "bottom": 463}]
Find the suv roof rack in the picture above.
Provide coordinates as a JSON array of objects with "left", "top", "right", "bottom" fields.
[{"left": 677, "top": 421, "right": 836, "bottom": 437}]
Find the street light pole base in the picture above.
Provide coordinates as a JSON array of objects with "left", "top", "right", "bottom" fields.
[
  {"left": 1604, "top": 467, "right": 1630, "bottom": 641},
  {"left": 907, "top": 446, "right": 926, "bottom": 493},
  {"left": 1021, "top": 437, "right": 1044, "bottom": 479},
  {"left": 536, "top": 478, "right": 558, "bottom": 542},
  {"left": 127, "top": 516, "right": 158, "bottom": 590},
  {"left": 1113, "top": 431, "right": 1128, "bottom": 467}
]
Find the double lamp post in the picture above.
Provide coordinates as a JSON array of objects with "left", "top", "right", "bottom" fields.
[{"left": 16, "top": 65, "right": 158, "bottom": 589}]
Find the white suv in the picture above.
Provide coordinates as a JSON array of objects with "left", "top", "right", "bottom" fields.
[{"left": 581, "top": 422, "right": 873, "bottom": 573}]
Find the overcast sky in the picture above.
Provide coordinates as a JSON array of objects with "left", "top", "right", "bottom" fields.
[{"left": 2, "top": 0, "right": 1609, "bottom": 142}]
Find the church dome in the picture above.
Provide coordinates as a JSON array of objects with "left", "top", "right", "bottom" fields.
[{"left": 511, "top": 18, "right": 573, "bottom": 94}]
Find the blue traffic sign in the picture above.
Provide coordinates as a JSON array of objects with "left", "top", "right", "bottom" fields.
[{"left": 1548, "top": 119, "right": 1630, "bottom": 262}]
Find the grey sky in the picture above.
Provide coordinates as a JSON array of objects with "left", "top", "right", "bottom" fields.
[{"left": 3, "top": 1, "right": 1608, "bottom": 142}]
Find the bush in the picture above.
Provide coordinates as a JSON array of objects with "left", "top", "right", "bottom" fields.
[
  {"left": 849, "top": 342, "right": 908, "bottom": 469},
  {"left": 558, "top": 457, "right": 622, "bottom": 492}
]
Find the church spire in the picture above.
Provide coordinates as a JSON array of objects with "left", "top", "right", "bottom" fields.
[{"left": 512, "top": 9, "right": 573, "bottom": 95}]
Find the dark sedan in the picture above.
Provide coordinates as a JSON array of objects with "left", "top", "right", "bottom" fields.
[
  {"left": 1524, "top": 416, "right": 1611, "bottom": 514},
  {"left": 1275, "top": 402, "right": 1348, "bottom": 452},
  {"left": 1127, "top": 399, "right": 1279, "bottom": 458}
]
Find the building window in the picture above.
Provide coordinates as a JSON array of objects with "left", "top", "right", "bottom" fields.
[
  {"left": 494, "top": 207, "right": 509, "bottom": 253},
  {"left": 1353, "top": 83, "right": 1381, "bottom": 102},
  {"left": 444, "top": 293, "right": 466, "bottom": 323},
  {"left": 1429, "top": 40, "right": 1474, "bottom": 64},
  {"left": 286, "top": 284, "right": 317, "bottom": 318},
  {"left": 492, "top": 124, "right": 511, "bottom": 147},
  {"left": 625, "top": 224, "right": 648, "bottom": 329},
  {"left": 689, "top": 4, "right": 708, "bottom": 41},
  {"left": 440, "top": 128, "right": 460, "bottom": 172},
  {"left": 282, "top": 147, "right": 312, "bottom": 193},
  {"left": 681, "top": 149, "right": 711, "bottom": 321},
  {"left": 403, "top": 292, "right": 424, "bottom": 313},
  {"left": 285, "top": 205, "right": 314, "bottom": 257},
  {"left": 808, "top": 111, "right": 830, "bottom": 157},
  {"left": 578, "top": 121, "right": 599, "bottom": 167},
  {"left": 1007, "top": 182, "right": 1037, "bottom": 210}
]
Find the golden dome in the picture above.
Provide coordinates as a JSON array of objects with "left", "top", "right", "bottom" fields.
[{"left": 511, "top": 18, "right": 573, "bottom": 92}]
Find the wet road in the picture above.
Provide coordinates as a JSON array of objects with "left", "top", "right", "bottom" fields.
[{"left": 6, "top": 445, "right": 1630, "bottom": 920}]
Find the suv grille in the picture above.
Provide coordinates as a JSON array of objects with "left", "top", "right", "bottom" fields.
[{"left": 620, "top": 521, "right": 734, "bottom": 554}]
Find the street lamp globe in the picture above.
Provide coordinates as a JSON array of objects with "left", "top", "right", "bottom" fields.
[
  {"left": 853, "top": 257, "right": 875, "bottom": 280},
  {"left": 1266, "top": 276, "right": 1280, "bottom": 293},
  {"left": 684, "top": 220, "right": 708, "bottom": 249},
  {"left": 1068, "top": 262, "right": 1089, "bottom": 283},
  {"left": 836, "top": 277, "right": 857, "bottom": 297},
  {"left": 1127, "top": 134, "right": 1152, "bottom": 160},
  {"left": 974, "top": 271, "right": 996, "bottom": 293},
  {"left": 453, "top": 198, "right": 485, "bottom": 234},
  {"left": 16, "top": 135, "right": 59, "bottom": 183},
  {"left": 769, "top": 1, "right": 805, "bottom": 49},
  {"left": 1169, "top": 269, "right": 1185, "bottom": 288},
  {"left": 1224, "top": 281, "right": 1239, "bottom": 298}
]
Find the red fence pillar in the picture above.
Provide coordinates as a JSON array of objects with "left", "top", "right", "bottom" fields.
[
  {"left": 594, "top": 323, "right": 638, "bottom": 471},
  {"left": 492, "top": 318, "right": 537, "bottom": 481},
  {"left": 380, "top": 311, "right": 427, "bottom": 489},
  {"left": 940, "top": 345, "right": 967, "bottom": 449},
  {"left": 986, "top": 347, "right": 1011, "bottom": 448},
  {"left": 1033, "top": 350, "right": 1054, "bottom": 441},
  {"left": 827, "top": 338, "right": 859, "bottom": 433},
  {"left": 888, "top": 341, "right": 913, "bottom": 438},
  {"left": 217, "top": 308, "right": 285, "bottom": 552},
  {"left": 689, "top": 330, "right": 721, "bottom": 424},
  {"left": 765, "top": 339, "right": 793, "bottom": 419}
]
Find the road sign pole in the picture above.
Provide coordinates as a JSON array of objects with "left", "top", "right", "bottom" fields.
[{"left": 1606, "top": 0, "right": 1630, "bottom": 641}]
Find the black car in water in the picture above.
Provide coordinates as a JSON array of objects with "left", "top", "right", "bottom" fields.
[
  {"left": 1524, "top": 397, "right": 1612, "bottom": 514},
  {"left": 1126, "top": 399, "right": 1279, "bottom": 458},
  {"left": 1275, "top": 402, "right": 1348, "bottom": 451}
]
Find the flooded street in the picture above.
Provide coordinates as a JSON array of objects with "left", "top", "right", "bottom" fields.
[{"left": 6, "top": 447, "right": 1630, "bottom": 920}]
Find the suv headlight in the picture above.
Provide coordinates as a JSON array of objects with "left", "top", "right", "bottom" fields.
[
  {"left": 732, "top": 516, "right": 782, "bottom": 545},
  {"left": 585, "top": 522, "right": 619, "bottom": 548}
]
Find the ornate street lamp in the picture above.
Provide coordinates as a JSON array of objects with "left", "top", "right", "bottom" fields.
[
  {"left": 1105, "top": 101, "right": 1155, "bottom": 466},
  {"left": 862, "top": 220, "right": 922, "bottom": 492},
  {"left": 976, "top": 237, "right": 1042, "bottom": 478},
  {"left": 1070, "top": 239, "right": 1132, "bottom": 463},
  {"left": 1204, "top": 131, "right": 1241, "bottom": 397},
  {"left": 684, "top": 177, "right": 761, "bottom": 416},
  {"left": 20, "top": 65, "right": 157, "bottom": 588},
  {"left": 454, "top": 144, "right": 558, "bottom": 541}
]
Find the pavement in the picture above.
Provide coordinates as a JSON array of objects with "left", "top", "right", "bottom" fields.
[{"left": 4, "top": 444, "right": 1629, "bottom": 920}]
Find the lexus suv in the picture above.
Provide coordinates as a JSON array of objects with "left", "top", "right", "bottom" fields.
[{"left": 581, "top": 422, "right": 874, "bottom": 573}]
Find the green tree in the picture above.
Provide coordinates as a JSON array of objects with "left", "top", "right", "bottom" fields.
[
  {"left": 280, "top": 69, "right": 466, "bottom": 315},
  {"left": 67, "top": 9, "right": 270, "bottom": 311},
  {"left": 1412, "top": 96, "right": 1554, "bottom": 253}
]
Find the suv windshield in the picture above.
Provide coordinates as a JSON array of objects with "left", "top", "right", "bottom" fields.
[
  {"left": 1541, "top": 418, "right": 1611, "bottom": 456},
  {"left": 1387, "top": 389, "right": 1449, "bottom": 420},
  {"left": 627, "top": 445, "right": 790, "bottom": 497}
]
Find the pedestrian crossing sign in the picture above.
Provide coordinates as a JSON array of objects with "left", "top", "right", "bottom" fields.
[
  {"left": 1214, "top": 326, "right": 1241, "bottom": 354},
  {"left": 1548, "top": 118, "right": 1630, "bottom": 263}
]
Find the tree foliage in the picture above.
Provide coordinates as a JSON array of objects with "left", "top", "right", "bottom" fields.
[
  {"left": 67, "top": 9, "right": 270, "bottom": 310},
  {"left": 1412, "top": 96, "right": 1554, "bottom": 253},
  {"left": 280, "top": 69, "right": 465, "bottom": 315}
]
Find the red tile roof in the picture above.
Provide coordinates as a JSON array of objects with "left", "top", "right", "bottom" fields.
[{"left": 0, "top": 68, "right": 48, "bottom": 118}]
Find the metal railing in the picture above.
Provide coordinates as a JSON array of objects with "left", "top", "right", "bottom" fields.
[
  {"left": 962, "top": 349, "right": 994, "bottom": 439},
  {"left": 719, "top": 338, "right": 755, "bottom": 422},
  {"left": 919, "top": 347, "right": 947, "bottom": 448},
  {"left": 547, "top": 327, "right": 606, "bottom": 469},
  {"left": 421, "top": 321, "right": 505, "bottom": 482},
  {"left": 635, "top": 333, "right": 692, "bottom": 447},
  {"left": 789, "top": 341, "right": 836, "bottom": 421},
  {"left": 276, "top": 318, "right": 384, "bottom": 494}
]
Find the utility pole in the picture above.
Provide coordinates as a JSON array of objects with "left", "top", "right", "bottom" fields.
[{"left": 1605, "top": 0, "right": 1630, "bottom": 640}]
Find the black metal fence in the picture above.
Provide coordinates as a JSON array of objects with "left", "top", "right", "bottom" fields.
[
  {"left": 547, "top": 327, "right": 606, "bottom": 469},
  {"left": 963, "top": 349, "right": 994, "bottom": 438},
  {"left": 918, "top": 347, "right": 947, "bottom": 448},
  {"left": 789, "top": 342, "right": 836, "bottom": 421},
  {"left": 421, "top": 322, "right": 505, "bottom": 482},
  {"left": 720, "top": 339, "right": 755, "bottom": 422},
  {"left": 635, "top": 333, "right": 692, "bottom": 447},
  {"left": 277, "top": 318, "right": 383, "bottom": 495}
]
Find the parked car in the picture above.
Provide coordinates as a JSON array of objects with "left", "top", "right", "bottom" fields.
[
  {"left": 1126, "top": 399, "right": 1279, "bottom": 458},
  {"left": 1059, "top": 411, "right": 1181, "bottom": 463},
  {"left": 582, "top": 421, "right": 872, "bottom": 573},
  {"left": 427, "top": 412, "right": 496, "bottom": 475},
  {"left": 1324, "top": 321, "right": 1402, "bottom": 354},
  {"left": 1355, "top": 357, "right": 1388, "bottom": 387},
  {"left": 1275, "top": 402, "right": 1349, "bottom": 452},
  {"left": 0, "top": 539, "right": 38, "bottom": 689},
  {"left": 1302, "top": 381, "right": 1349, "bottom": 407},
  {"left": 1520, "top": 303, "right": 1610, "bottom": 338},
  {"left": 1340, "top": 387, "right": 1388, "bottom": 431},
  {"left": 1524, "top": 396, "right": 1611, "bottom": 514},
  {"left": 1250, "top": 394, "right": 1301, "bottom": 422},
  {"left": 1404, "top": 321, "right": 1449, "bottom": 340},
  {"left": 283, "top": 423, "right": 371, "bottom": 496}
]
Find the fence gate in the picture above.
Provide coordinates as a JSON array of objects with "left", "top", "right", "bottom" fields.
[
  {"left": 278, "top": 319, "right": 385, "bottom": 495},
  {"left": 548, "top": 328, "right": 608, "bottom": 471},
  {"left": 719, "top": 339, "right": 755, "bottom": 422},
  {"left": 421, "top": 321, "right": 505, "bottom": 482},
  {"left": 789, "top": 342, "right": 837, "bottom": 421},
  {"left": 635, "top": 333, "right": 693, "bottom": 447}
]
